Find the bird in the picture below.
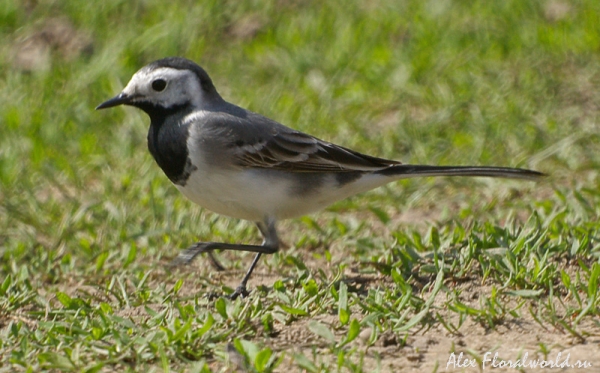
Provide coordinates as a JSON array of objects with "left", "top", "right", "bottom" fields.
[{"left": 97, "top": 57, "right": 545, "bottom": 299}]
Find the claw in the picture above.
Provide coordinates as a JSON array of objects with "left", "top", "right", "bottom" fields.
[{"left": 228, "top": 285, "right": 250, "bottom": 300}]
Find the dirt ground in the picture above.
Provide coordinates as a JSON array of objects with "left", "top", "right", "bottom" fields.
[
  {"left": 221, "top": 268, "right": 600, "bottom": 373},
  {"left": 266, "top": 323, "right": 599, "bottom": 372},
  {"left": 53, "top": 246, "right": 598, "bottom": 372},
  {"left": 53, "top": 247, "right": 598, "bottom": 373},
  {"left": 264, "top": 310, "right": 599, "bottom": 373},
  {"left": 188, "top": 208, "right": 600, "bottom": 373},
  {"left": 54, "top": 205, "right": 599, "bottom": 372}
]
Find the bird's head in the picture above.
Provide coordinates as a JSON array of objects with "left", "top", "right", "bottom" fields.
[{"left": 96, "top": 57, "right": 223, "bottom": 115}]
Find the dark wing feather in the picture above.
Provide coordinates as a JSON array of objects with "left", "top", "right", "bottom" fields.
[{"left": 234, "top": 126, "right": 400, "bottom": 172}]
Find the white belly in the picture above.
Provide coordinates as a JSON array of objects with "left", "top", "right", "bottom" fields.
[{"left": 177, "top": 166, "right": 393, "bottom": 222}]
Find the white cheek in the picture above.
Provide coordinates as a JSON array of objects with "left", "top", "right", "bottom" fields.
[
  {"left": 169, "top": 86, "right": 189, "bottom": 105},
  {"left": 186, "top": 79, "right": 205, "bottom": 107},
  {"left": 161, "top": 80, "right": 204, "bottom": 108}
]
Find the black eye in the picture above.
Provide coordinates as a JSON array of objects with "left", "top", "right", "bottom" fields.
[{"left": 151, "top": 79, "right": 167, "bottom": 92}]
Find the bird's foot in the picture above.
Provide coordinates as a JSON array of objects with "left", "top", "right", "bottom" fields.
[
  {"left": 168, "top": 244, "right": 225, "bottom": 271},
  {"left": 228, "top": 284, "right": 250, "bottom": 300}
]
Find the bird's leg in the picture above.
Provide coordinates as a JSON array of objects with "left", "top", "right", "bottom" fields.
[
  {"left": 169, "top": 218, "right": 279, "bottom": 299},
  {"left": 230, "top": 253, "right": 263, "bottom": 299},
  {"left": 229, "top": 220, "right": 279, "bottom": 299}
]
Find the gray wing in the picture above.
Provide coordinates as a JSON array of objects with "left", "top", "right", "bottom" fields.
[
  {"left": 236, "top": 130, "right": 401, "bottom": 172},
  {"left": 202, "top": 109, "right": 400, "bottom": 173}
]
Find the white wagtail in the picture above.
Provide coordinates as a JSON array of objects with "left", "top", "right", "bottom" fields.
[{"left": 97, "top": 57, "right": 545, "bottom": 298}]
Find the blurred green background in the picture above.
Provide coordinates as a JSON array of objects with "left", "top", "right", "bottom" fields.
[{"left": 1, "top": 0, "right": 599, "bottom": 371}]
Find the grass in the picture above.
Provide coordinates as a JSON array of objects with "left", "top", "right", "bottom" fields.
[{"left": 1, "top": 0, "right": 600, "bottom": 372}]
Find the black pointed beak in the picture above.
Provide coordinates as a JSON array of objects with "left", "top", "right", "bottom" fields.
[{"left": 96, "top": 92, "right": 132, "bottom": 110}]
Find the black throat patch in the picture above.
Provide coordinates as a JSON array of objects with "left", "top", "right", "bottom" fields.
[{"left": 144, "top": 103, "right": 197, "bottom": 186}]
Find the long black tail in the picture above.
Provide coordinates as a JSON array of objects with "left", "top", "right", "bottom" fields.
[{"left": 376, "top": 165, "right": 545, "bottom": 181}]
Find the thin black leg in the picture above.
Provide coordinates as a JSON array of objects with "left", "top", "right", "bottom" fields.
[
  {"left": 229, "top": 253, "right": 262, "bottom": 299},
  {"left": 229, "top": 219, "right": 279, "bottom": 299},
  {"left": 169, "top": 218, "right": 279, "bottom": 299},
  {"left": 169, "top": 241, "right": 277, "bottom": 266}
]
